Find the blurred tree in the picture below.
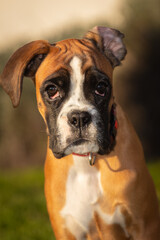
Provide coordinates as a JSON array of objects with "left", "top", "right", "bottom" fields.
[
  {"left": 116, "top": 0, "right": 160, "bottom": 158},
  {"left": 0, "top": 77, "right": 47, "bottom": 168}
]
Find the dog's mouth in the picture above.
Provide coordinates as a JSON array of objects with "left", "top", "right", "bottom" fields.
[
  {"left": 51, "top": 137, "right": 99, "bottom": 159},
  {"left": 51, "top": 138, "right": 85, "bottom": 158},
  {"left": 64, "top": 138, "right": 99, "bottom": 155},
  {"left": 68, "top": 138, "right": 89, "bottom": 147},
  {"left": 49, "top": 130, "right": 112, "bottom": 159}
]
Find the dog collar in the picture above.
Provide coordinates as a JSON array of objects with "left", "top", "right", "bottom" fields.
[
  {"left": 72, "top": 152, "right": 96, "bottom": 166},
  {"left": 72, "top": 152, "right": 90, "bottom": 157},
  {"left": 108, "top": 103, "right": 118, "bottom": 152}
]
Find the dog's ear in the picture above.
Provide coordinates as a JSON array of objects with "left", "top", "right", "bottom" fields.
[
  {"left": 0, "top": 40, "right": 50, "bottom": 107},
  {"left": 84, "top": 26, "right": 127, "bottom": 67}
]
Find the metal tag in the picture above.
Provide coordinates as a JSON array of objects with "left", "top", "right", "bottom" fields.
[{"left": 89, "top": 153, "right": 96, "bottom": 166}]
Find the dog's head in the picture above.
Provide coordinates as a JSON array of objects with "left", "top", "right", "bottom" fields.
[{"left": 0, "top": 26, "right": 126, "bottom": 158}]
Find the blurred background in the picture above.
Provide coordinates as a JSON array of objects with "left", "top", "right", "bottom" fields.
[{"left": 0, "top": 0, "right": 160, "bottom": 239}]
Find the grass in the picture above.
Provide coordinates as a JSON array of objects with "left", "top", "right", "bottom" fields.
[
  {"left": 0, "top": 162, "right": 160, "bottom": 240},
  {"left": 147, "top": 160, "right": 160, "bottom": 205},
  {"left": 0, "top": 168, "right": 55, "bottom": 240}
]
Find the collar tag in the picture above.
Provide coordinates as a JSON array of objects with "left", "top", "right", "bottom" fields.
[{"left": 89, "top": 153, "right": 96, "bottom": 166}]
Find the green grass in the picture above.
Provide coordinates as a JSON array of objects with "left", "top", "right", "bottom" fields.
[
  {"left": 0, "top": 168, "right": 55, "bottom": 240},
  {"left": 147, "top": 161, "right": 160, "bottom": 205},
  {"left": 0, "top": 162, "right": 160, "bottom": 240}
]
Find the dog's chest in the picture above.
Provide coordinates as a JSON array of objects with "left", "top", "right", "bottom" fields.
[{"left": 61, "top": 156, "right": 103, "bottom": 235}]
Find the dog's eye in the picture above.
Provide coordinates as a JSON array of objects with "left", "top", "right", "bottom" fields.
[
  {"left": 46, "top": 85, "right": 60, "bottom": 100},
  {"left": 95, "top": 82, "right": 109, "bottom": 97}
]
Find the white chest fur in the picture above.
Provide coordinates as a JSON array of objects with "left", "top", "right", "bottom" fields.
[
  {"left": 61, "top": 155, "right": 129, "bottom": 239},
  {"left": 61, "top": 155, "right": 102, "bottom": 238}
]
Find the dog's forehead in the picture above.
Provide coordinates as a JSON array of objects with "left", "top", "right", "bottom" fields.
[{"left": 36, "top": 38, "right": 113, "bottom": 86}]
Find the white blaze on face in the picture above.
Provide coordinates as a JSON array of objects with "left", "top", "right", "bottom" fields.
[
  {"left": 57, "top": 56, "right": 99, "bottom": 154},
  {"left": 62, "top": 56, "right": 90, "bottom": 110},
  {"left": 69, "top": 56, "right": 86, "bottom": 107}
]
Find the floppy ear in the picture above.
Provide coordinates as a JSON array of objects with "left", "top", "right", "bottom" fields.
[
  {"left": 84, "top": 26, "right": 127, "bottom": 67},
  {"left": 0, "top": 40, "right": 50, "bottom": 107}
]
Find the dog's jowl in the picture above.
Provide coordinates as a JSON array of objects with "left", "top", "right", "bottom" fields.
[{"left": 0, "top": 26, "right": 160, "bottom": 239}]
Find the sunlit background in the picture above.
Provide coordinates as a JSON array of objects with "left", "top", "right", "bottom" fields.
[{"left": 0, "top": 0, "right": 160, "bottom": 239}]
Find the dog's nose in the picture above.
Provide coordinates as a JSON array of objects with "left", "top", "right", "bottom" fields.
[{"left": 68, "top": 111, "right": 91, "bottom": 128}]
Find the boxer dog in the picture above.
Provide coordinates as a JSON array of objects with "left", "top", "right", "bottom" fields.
[{"left": 0, "top": 26, "right": 160, "bottom": 239}]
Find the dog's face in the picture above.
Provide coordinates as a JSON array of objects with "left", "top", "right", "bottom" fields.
[
  {"left": 37, "top": 39, "right": 113, "bottom": 158},
  {"left": 0, "top": 26, "right": 126, "bottom": 158}
]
